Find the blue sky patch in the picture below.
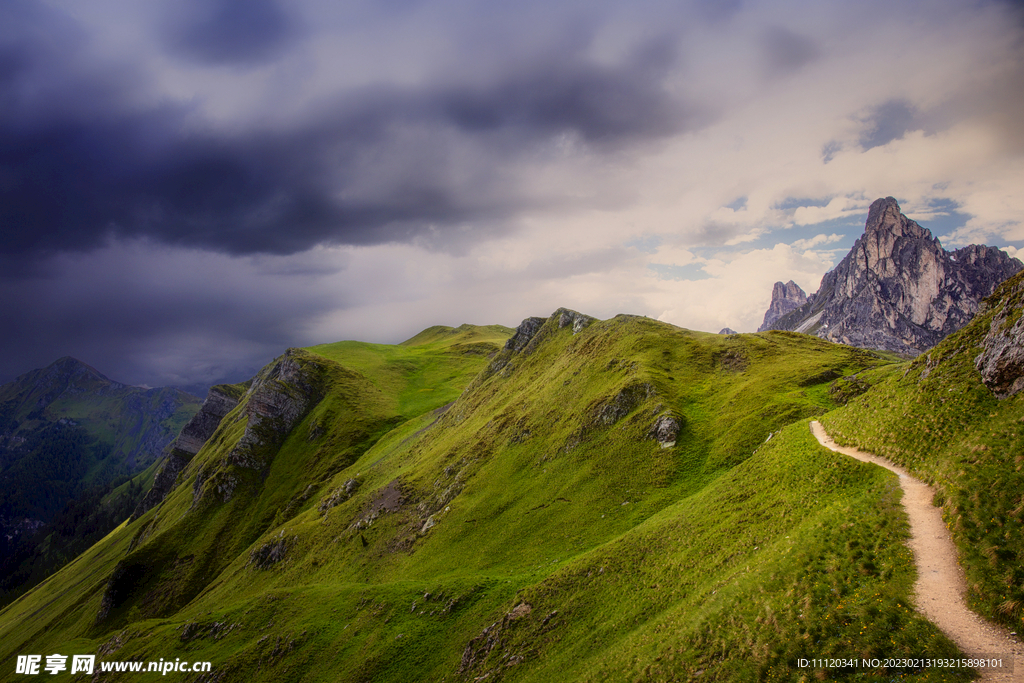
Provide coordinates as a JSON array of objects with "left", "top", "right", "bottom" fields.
[
  {"left": 774, "top": 196, "right": 833, "bottom": 211},
  {"left": 648, "top": 263, "right": 712, "bottom": 281},
  {"left": 725, "top": 196, "right": 747, "bottom": 211},
  {"left": 906, "top": 197, "right": 970, "bottom": 244}
]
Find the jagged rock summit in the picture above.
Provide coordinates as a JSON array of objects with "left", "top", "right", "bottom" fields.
[
  {"left": 759, "top": 197, "right": 1022, "bottom": 355},
  {"left": 758, "top": 281, "right": 808, "bottom": 332}
]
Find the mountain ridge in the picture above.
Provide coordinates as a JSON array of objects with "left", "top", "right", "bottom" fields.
[{"left": 1, "top": 312, "right": 971, "bottom": 682}]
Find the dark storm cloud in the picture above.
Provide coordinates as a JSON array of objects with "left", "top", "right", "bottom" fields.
[
  {"left": 858, "top": 99, "right": 917, "bottom": 150},
  {"left": 162, "top": 0, "right": 300, "bottom": 66},
  {"left": 0, "top": 245, "right": 344, "bottom": 387},
  {"left": 0, "top": 3, "right": 695, "bottom": 259},
  {"left": 441, "top": 38, "right": 681, "bottom": 141}
]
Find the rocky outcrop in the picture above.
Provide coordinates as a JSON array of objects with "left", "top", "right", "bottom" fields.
[
  {"left": 592, "top": 383, "right": 655, "bottom": 426},
  {"left": 504, "top": 317, "right": 547, "bottom": 353},
  {"left": 718, "top": 328, "right": 738, "bottom": 335},
  {"left": 131, "top": 384, "right": 242, "bottom": 521},
  {"left": 760, "top": 197, "right": 1022, "bottom": 355},
  {"left": 485, "top": 308, "right": 595, "bottom": 379},
  {"left": 459, "top": 602, "right": 541, "bottom": 676},
  {"left": 556, "top": 308, "right": 596, "bottom": 334},
  {"left": 647, "top": 414, "right": 681, "bottom": 447},
  {"left": 318, "top": 478, "right": 361, "bottom": 516},
  {"left": 247, "top": 531, "right": 296, "bottom": 570},
  {"left": 191, "top": 350, "right": 325, "bottom": 506},
  {"left": 757, "top": 281, "right": 808, "bottom": 332},
  {"left": 975, "top": 274, "right": 1024, "bottom": 397}
]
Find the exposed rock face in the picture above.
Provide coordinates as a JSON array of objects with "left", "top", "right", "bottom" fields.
[
  {"left": 459, "top": 602, "right": 539, "bottom": 675},
  {"left": 592, "top": 382, "right": 655, "bottom": 426},
  {"left": 247, "top": 531, "right": 295, "bottom": 570},
  {"left": 504, "top": 317, "right": 547, "bottom": 352},
  {"left": 485, "top": 308, "right": 594, "bottom": 379},
  {"left": 760, "top": 197, "right": 1022, "bottom": 355},
  {"left": 191, "top": 350, "right": 325, "bottom": 506},
  {"left": 131, "top": 385, "right": 241, "bottom": 521},
  {"left": 718, "top": 327, "right": 738, "bottom": 335},
  {"left": 757, "top": 281, "right": 808, "bottom": 332},
  {"left": 228, "top": 353, "right": 321, "bottom": 468},
  {"left": 556, "top": 308, "right": 596, "bottom": 334},
  {"left": 172, "top": 387, "right": 240, "bottom": 455},
  {"left": 975, "top": 275, "right": 1024, "bottom": 397},
  {"left": 318, "top": 478, "right": 361, "bottom": 516}
]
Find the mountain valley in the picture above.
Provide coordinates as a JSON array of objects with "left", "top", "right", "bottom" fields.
[{"left": 0, "top": 359, "right": 200, "bottom": 607}]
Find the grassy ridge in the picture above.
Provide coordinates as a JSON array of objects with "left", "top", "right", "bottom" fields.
[
  {"left": 822, "top": 273, "right": 1024, "bottom": 633},
  {"left": 0, "top": 313, "right": 970, "bottom": 682}
]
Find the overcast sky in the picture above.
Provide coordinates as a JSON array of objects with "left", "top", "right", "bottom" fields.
[{"left": 2, "top": 0, "right": 1024, "bottom": 389}]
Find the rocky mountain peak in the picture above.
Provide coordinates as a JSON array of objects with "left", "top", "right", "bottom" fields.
[
  {"left": 757, "top": 280, "right": 808, "bottom": 332},
  {"left": 758, "top": 197, "right": 1023, "bottom": 355},
  {"left": 39, "top": 356, "right": 120, "bottom": 393},
  {"left": 864, "top": 197, "right": 930, "bottom": 240}
]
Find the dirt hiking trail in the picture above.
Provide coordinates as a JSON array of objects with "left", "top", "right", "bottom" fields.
[{"left": 810, "top": 421, "right": 1023, "bottom": 682}]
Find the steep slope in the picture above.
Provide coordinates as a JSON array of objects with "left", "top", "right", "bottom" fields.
[
  {"left": 0, "top": 313, "right": 977, "bottom": 681},
  {"left": 822, "top": 269, "right": 1024, "bottom": 633},
  {"left": 762, "top": 197, "right": 1021, "bottom": 354},
  {"left": 0, "top": 357, "right": 200, "bottom": 605},
  {"left": 130, "top": 383, "right": 248, "bottom": 522}
]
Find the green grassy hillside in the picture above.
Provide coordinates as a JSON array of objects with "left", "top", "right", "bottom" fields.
[
  {"left": 0, "top": 313, "right": 974, "bottom": 682},
  {"left": 823, "top": 271, "right": 1024, "bottom": 633}
]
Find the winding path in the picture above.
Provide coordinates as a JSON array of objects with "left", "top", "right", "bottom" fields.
[{"left": 810, "top": 421, "right": 1023, "bottom": 682}]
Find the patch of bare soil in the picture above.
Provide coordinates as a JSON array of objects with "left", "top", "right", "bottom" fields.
[{"left": 811, "top": 421, "right": 1023, "bottom": 682}]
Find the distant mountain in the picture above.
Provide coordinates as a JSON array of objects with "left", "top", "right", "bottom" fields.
[
  {"left": 0, "top": 357, "right": 200, "bottom": 605},
  {"left": 757, "top": 280, "right": 808, "bottom": 331},
  {"left": 759, "top": 197, "right": 1022, "bottom": 355}
]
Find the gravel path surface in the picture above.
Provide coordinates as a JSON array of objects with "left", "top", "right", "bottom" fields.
[{"left": 810, "top": 421, "right": 1023, "bottom": 682}]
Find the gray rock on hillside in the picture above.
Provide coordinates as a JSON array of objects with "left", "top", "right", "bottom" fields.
[
  {"left": 191, "top": 350, "right": 325, "bottom": 506},
  {"left": 131, "top": 384, "right": 242, "bottom": 521},
  {"left": 504, "top": 317, "right": 547, "bottom": 353},
  {"left": 760, "top": 197, "right": 1022, "bottom": 355},
  {"left": 975, "top": 275, "right": 1024, "bottom": 397}
]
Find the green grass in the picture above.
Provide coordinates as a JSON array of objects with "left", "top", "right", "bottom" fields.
[
  {"left": 0, "top": 313, "right": 978, "bottom": 682},
  {"left": 822, "top": 272, "right": 1024, "bottom": 633},
  {"left": 307, "top": 323, "right": 513, "bottom": 419}
]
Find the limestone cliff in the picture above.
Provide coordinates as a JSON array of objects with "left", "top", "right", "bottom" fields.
[
  {"left": 757, "top": 281, "right": 808, "bottom": 332},
  {"left": 760, "top": 197, "right": 1022, "bottom": 355}
]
